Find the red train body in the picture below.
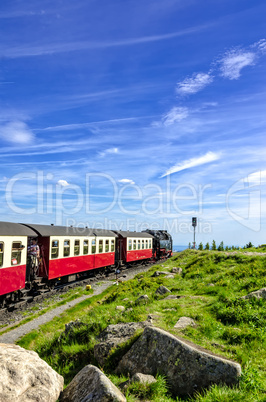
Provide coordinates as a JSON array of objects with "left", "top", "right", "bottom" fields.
[{"left": 0, "top": 222, "right": 172, "bottom": 307}]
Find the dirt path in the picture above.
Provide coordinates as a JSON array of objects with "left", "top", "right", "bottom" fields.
[
  {"left": 0, "top": 281, "right": 113, "bottom": 344},
  {"left": 0, "top": 263, "right": 155, "bottom": 345}
]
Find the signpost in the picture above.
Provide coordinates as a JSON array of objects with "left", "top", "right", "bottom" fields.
[{"left": 192, "top": 217, "right": 197, "bottom": 249}]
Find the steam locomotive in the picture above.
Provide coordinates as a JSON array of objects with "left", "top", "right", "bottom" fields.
[{"left": 0, "top": 221, "right": 172, "bottom": 308}]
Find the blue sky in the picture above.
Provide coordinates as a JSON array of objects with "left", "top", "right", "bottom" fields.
[{"left": 0, "top": 0, "right": 266, "bottom": 246}]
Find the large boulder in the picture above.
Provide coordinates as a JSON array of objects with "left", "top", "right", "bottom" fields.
[
  {"left": 60, "top": 364, "right": 126, "bottom": 402},
  {"left": 94, "top": 322, "right": 150, "bottom": 366},
  {"left": 116, "top": 326, "right": 241, "bottom": 397},
  {"left": 0, "top": 343, "right": 63, "bottom": 402}
]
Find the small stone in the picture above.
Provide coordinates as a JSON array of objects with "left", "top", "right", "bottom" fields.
[
  {"left": 155, "top": 285, "right": 171, "bottom": 295},
  {"left": 116, "top": 306, "right": 125, "bottom": 311},
  {"left": 174, "top": 317, "right": 196, "bottom": 329}
]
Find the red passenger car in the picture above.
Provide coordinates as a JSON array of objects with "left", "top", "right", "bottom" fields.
[
  {"left": 23, "top": 224, "right": 117, "bottom": 281},
  {"left": 0, "top": 222, "right": 37, "bottom": 304},
  {"left": 114, "top": 231, "right": 154, "bottom": 265}
]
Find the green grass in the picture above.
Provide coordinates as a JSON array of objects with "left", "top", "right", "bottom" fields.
[
  {"left": 0, "top": 285, "right": 93, "bottom": 336},
  {"left": 16, "top": 250, "right": 266, "bottom": 401}
]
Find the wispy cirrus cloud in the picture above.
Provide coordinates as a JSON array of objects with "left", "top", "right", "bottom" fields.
[
  {"left": 0, "top": 121, "right": 34, "bottom": 144},
  {"left": 161, "top": 151, "right": 220, "bottom": 177},
  {"left": 176, "top": 72, "right": 213, "bottom": 96},
  {"left": 162, "top": 106, "right": 189, "bottom": 126},
  {"left": 218, "top": 49, "right": 256, "bottom": 80},
  {"left": 253, "top": 39, "right": 266, "bottom": 54},
  {"left": 0, "top": 23, "right": 211, "bottom": 59}
]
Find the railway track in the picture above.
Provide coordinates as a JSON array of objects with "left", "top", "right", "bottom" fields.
[{"left": 0, "top": 259, "right": 162, "bottom": 323}]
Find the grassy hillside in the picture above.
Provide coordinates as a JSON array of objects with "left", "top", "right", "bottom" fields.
[{"left": 18, "top": 250, "right": 266, "bottom": 401}]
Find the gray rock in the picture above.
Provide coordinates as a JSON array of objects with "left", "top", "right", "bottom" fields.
[
  {"left": 60, "top": 364, "right": 126, "bottom": 402},
  {"left": 119, "top": 372, "right": 156, "bottom": 391},
  {"left": 172, "top": 267, "right": 183, "bottom": 274},
  {"left": 174, "top": 316, "right": 196, "bottom": 329},
  {"left": 136, "top": 294, "right": 149, "bottom": 304},
  {"left": 0, "top": 343, "right": 63, "bottom": 402},
  {"left": 155, "top": 285, "right": 171, "bottom": 295},
  {"left": 165, "top": 274, "right": 175, "bottom": 279},
  {"left": 152, "top": 271, "right": 168, "bottom": 277},
  {"left": 116, "top": 326, "right": 241, "bottom": 397},
  {"left": 94, "top": 322, "right": 150, "bottom": 366},
  {"left": 164, "top": 295, "right": 185, "bottom": 300},
  {"left": 241, "top": 287, "right": 266, "bottom": 300},
  {"left": 131, "top": 373, "right": 157, "bottom": 385},
  {"left": 116, "top": 306, "right": 125, "bottom": 311}
]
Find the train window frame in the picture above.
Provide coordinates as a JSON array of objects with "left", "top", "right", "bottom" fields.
[
  {"left": 138, "top": 240, "right": 141, "bottom": 250},
  {"left": 51, "top": 240, "right": 59, "bottom": 259},
  {"left": 83, "top": 239, "right": 89, "bottom": 255},
  {"left": 133, "top": 240, "right": 136, "bottom": 250},
  {"left": 91, "top": 239, "right": 96, "bottom": 254},
  {"left": 99, "top": 239, "right": 103, "bottom": 253},
  {"left": 145, "top": 240, "right": 148, "bottom": 249},
  {"left": 111, "top": 239, "right": 115, "bottom": 252},
  {"left": 142, "top": 240, "right": 145, "bottom": 249},
  {"left": 11, "top": 241, "right": 22, "bottom": 265},
  {"left": 149, "top": 239, "right": 152, "bottom": 249},
  {"left": 128, "top": 239, "right": 132, "bottom": 251},
  {"left": 105, "top": 240, "right": 109, "bottom": 253},
  {"left": 64, "top": 239, "right": 70, "bottom": 257},
  {"left": 74, "top": 240, "right": 80, "bottom": 256},
  {"left": 0, "top": 242, "right": 4, "bottom": 267}
]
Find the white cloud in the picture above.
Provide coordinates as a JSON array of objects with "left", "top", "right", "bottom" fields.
[
  {"left": 176, "top": 73, "right": 213, "bottom": 95},
  {"left": 244, "top": 170, "right": 266, "bottom": 185},
  {"left": 253, "top": 39, "right": 266, "bottom": 54},
  {"left": 219, "top": 49, "right": 256, "bottom": 80},
  {"left": 118, "top": 179, "right": 135, "bottom": 185},
  {"left": 99, "top": 147, "right": 119, "bottom": 157},
  {"left": 162, "top": 106, "right": 188, "bottom": 126},
  {"left": 161, "top": 151, "right": 220, "bottom": 177},
  {"left": 0, "top": 121, "right": 34, "bottom": 144},
  {"left": 57, "top": 179, "right": 70, "bottom": 186}
]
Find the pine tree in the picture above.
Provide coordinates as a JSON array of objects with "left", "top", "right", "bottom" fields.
[
  {"left": 198, "top": 242, "right": 203, "bottom": 250},
  {"left": 205, "top": 242, "right": 210, "bottom": 250},
  {"left": 218, "top": 241, "right": 224, "bottom": 251},
  {"left": 211, "top": 240, "right": 216, "bottom": 250},
  {"left": 188, "top": 242, "right": 191, "bottom": 249}
]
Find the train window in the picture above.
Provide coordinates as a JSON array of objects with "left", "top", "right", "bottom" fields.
[
  {"left": 105, "top": 240, "right": 109, "bottom": 252},
  {"left": 145, "top": 240, "right": 148, "bottom": 249},
  {"left": 0, "top": 242, "right": 4, "bottom": 267},
  {"left": 111, "top": 239, "right": 115, "bottom": 252},
  {"left": 133, "top": 240, "right": 136, "bottom": 250},
  {"left": 149, "top": 240, "right": 152, "bottom": 249},
  {"left": 11, "top": 242, "right": 22, "bottom": 265},
  {"left": 138, "top": 240, "right": 141, "bottom": 250},
  {"left": 128, "top": 239, "right": 132, "bottom": 250},
  {"left": 64, "top": 240, "right": 70, "bottom": 257},
  {"left": 91, "top": 239, "right": 96, "bottom": 254},
  {"left": 51, "top": 240, "right": 59, "bottom": 259},
  {"left": 142, "top": 240, "right": 145, "bottom": 249},
  {"left": 74, "top": 240, "right": 80, "bottom": 256},
  {"left": 83, "top": 240, "right": 89, "bottom": 255},
  {"left": 99, "top": 240, "right": 103, "bottom": 253}
]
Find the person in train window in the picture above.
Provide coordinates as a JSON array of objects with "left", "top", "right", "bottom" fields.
[
  {"left": 27, "top": 239, "right": 40, "bottom": 279},
  {"left": 28, "top": 238, "right": 40, "bottom": 258}
]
